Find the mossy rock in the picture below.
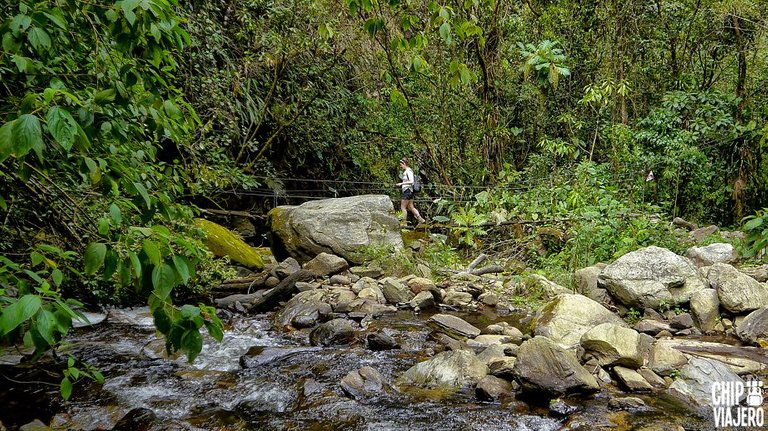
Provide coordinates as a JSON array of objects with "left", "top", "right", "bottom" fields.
[{"left": 194, "top": 218, "right": 265, "bottom": 270}]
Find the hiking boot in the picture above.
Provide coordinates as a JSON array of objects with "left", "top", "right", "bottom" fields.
[{"left": 416, "top": 217, "right": 426, "bottom": 224}]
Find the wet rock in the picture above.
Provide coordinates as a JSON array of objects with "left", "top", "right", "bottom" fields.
[
  {"left": 409, "top": 291, "right": 435, "bottom": 310},
  {"left": 684, "top": 243, "right": 737, "bottom": 267},
  {"left": 381, "top": 277, "right": 414, "bottom": 304},
  {"left": 528, "top": 274, "right": 571, "bottom": 298},
  {"left": 637, "top": 367, "right": 667, "bottom": 390},
  {"left": 309, "top": 318, "right": 355, "bottom": 346},
  {"left": 689, "top": 225, "right": 719, "bottom": 243},
  {"left": 613, "top": 366, "right": 653, "bottom": 392},
  {"left": 484, "top": 323, "right": 524, "bottom": 342},
  {"left": 273, "top": 290, "right": 332, "bottom": 329},
  {"left": 349, "top": 266, "right": 384, "bottom": 279},
  {"left": 344, "top": 298, "right": 397, "bottom": 316},
  {"left": 352, "top": 276, "right": 378, "bottom": 294},
  {"left": 329, "top": 274, "right": 351, "bottom": 285},
  {"left": 634, "top": 319, "right": 673, "bottom": 336},
  {"left": 303, "top": 253, "right": 349, "bottom": 278},
  {"left": 358, "top": 285, "right": 386, "bottom": 304},
  {"left": 708, "top": 263, "right": 768, "bottom": 313},
  {"left": 274, "top": 257, "right": 301, "bottom": 278},
  {"left": 365, "top": 332, "right": 399, "bottom": 351},
  {"left": 674, "top": 328, "right": 700, "bottom": 336},
  {"left": 268, "top": 195, "right": 403, "bottom": 263},
  {"left": 236, "top": 386, "right": 298, "bottom": 416},
  {"left": 443, "top": 290, "right": 473, "bottom": 307},
  {"left": 340, "top": 366, "right": 387, "bottom": 399},
  {"left": 736, "top": 306, "right": 768, "bottom": 345},
  {"left": 512, "top": 336, "right": 599, "bottom": 395},
  {"left": 549, "top": 398, "right": 579, "bottom": 417},
  {"left": 264, "top": 276, "right": 280, "bottom": 288},
  {"left": 469, "top": 334, "right": 513, "bottom": 348},
  {"left": 407, "top": 277, "right": 436, "bottom": 294},
  {"left": 532, "top": 294, "right": 627, "bottom": 348},
  {"left": 690, "top": 289, "right": 720, "bottom": 332},
  {"left": 479, "top": 293, "right": 498, "bottom": 306},
  {"left": 295, "top": 281, "right": 318, "bottom": 292},
  {"left": 240, "top": 346, "right": 320, "bottom": 368},
  {"left": 580, "top": 323, "right": 648, "bottom": 368},
  {"left": 19, "top": 420, "right": 48, "bottom": 431},
  {"left": 112, "top": 408, "right": 158, "bottom": 431},
  {"left": 429, "top": 314, "right": 481, "bottom": 339},
  {"left": 608, "top": 396, "right": 650, "bottom": 412},
  {"left": 668, "top": 357, "right": 744, "bottom": 412},
  {"left": 475, "top": 375, "right": 514, "bottom": 401},
  {"left": 643, "top": 308, "right": 665, "bottom": 321},
  {"left": 649, "top": 340, "right": 689, "bottom": 376},
  {"left": 573, "top": 264, "right": 608, "bottom": 298},
  {"left": 397, "top": 350, "right": 488, "bottom": 390},
  {"left": 487, "top": 357, "right": 517, "bottom": 379},
  {"left": 669, "top": 313, "right": 694, "bottom": 330},
  {"left": 598, "top": 246, "right": 707, "bottom": 309}
]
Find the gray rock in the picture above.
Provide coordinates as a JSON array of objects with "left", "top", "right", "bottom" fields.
[
  {"left": 484, "top": 323, "right": 524, "bottom": 344},
  {"left": 580, "top": 323, "right": 648, "bottom": 368},
  {"left": 329, "top": 274, "right": 351, "bottom": 285},
  {"left": 475, "top": 375, "right": 514, "bottom": 401},
  {"left": 240, "top": 346, "right": 320, "bottom": 368},
  {"left": 608, "top": 396, "right": 650, "bottom": 412},
  {"left": 742, "top": 265, "right": 768, "bottom": 282},
  {"left": 429, "top": 314, "right": 482, "bottom": 339},
  {"left": 309, "top": 318, "right": 355, "bottom": 346},
  {"left": 236, "top": 385, "right": 298, "bottom": 415},
  {"left": 397, "top": 350, "right": 488, "bottom": 389},
  {"left": 303, "top": 253, "right": 349, "bottom": 278},
  {"left": 274, "top": 257, "right": 301, "bottom": 278},
  {"left": 468, "top": 335, "right": 513, "bottom": 348},
  {"left": 532, "top": 294, "right": 627, "bottom": 348},
  {"left": 358, "top": 285, "right": 386, "bottom": 304},
  {"left": 349, "top": 266, "right": 384, "bottom": 279},
  {"left": 273, "top": 290, "right": 332, "bottom": 329},
  {"left": 366, "top": 332, "right": 399, "bottom": 350},
  {"left": 708, "top": 263, "right": 768, "bottom": 313},
  {"left": 479, "top": 292, "right": 499, "bottom": 306},
  {"left": 573, "top": 265, "right": 606, "bottom": 297},
  {"left": 409, "top": 291, "right": 436, "bottom": 310},
  {"left": 649, "top": 340, "right": 689, "bottom": 376},
  {"left": 736, "top": 307, "right": 768, "bottom": 345},
  {"left": 670, "top": 313, "right": 694, "bottom": 330},
  {"left": 684, "top": 243, "right": 738, "bottom": 267},
  {"left": 598, "top": 246, "right": 707, "bottom": 309},
  {"left": 351, "top": 276, "right": 378, "bottom": 294},
  {"left": 267, "top": 195, "right": 403, "bottom": 263},
  {"left": 690, "top": 289, "right": 720, "bottom": 333},
  {"left": 549, "top": 398, "right": 580, "bottom": 417},
  {"left": 488, "top": 357, "right": 517, "bottom": 379},
  {"left": 689, "top": 225, "right": 719, "bottom": 243},
  {"left": 614, "top": 366, "right": 653, "bottom": 392},
  {"left": 443, "top": 290, "right": 474, "bottom": 307},
  {"left": 265, "top": 276, "right": 280, "bottom": 288},
  {"left": 637, "top": 367, "right": 667, "bottom": 389},
  {"left": 381, "top": 277, "right": 414, "bottom": 304},
  {"left": 512, "top": 336, "right": 599, "bottom": 395},
  {"left": 634, "top": 319, "right": 673, "bottom": 336},
  {"left": 668, "top": 357, "right": 744, "bottom": 412},
  {"left": 407, "top": 277, "right": 436, "bottom": 294},
  {"left": 340, "top": 366, "right": 386, "bottom": 399},
  {"left": 528, "top": 274, "right": 571, "bottom": 298}
]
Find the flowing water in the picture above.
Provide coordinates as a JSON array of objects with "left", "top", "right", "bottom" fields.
[{"left": 0, "top": 308, "right": 712, "bottom": 430}]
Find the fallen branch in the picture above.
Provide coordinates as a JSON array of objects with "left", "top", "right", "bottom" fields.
[
  {"left": 248, "top": 269, "right": 315, "bottom": 311},
  {"left": 466, "top": 254, "right": 487, "bottom": 271},
  {"left": 672, "top": 344, "right": 768, "bottom": 365},
  {"left": 200, "top": 208, "right": 264, "bottom": 219},
  {"left": 468, "top": 264, "right": 503, "bottom": 276}
]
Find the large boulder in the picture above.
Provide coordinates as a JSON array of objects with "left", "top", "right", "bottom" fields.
[
  {"left": 512, "top": 336, "right": 599, "bottom": 395},
  {"left": 598, "top": 246, "right": 707, "bottom": 309},
  {"left": 396, "top": 350, "right": 488, "bottom": 390},
  {"left": 736, "top": 307, "right": 768, "bottom": 346},
  {"left": 273, "top": 290, "right": 332, "bottom": 329},
  {"left": 531, "top": 294, "right": 627, "bottom": 348},
  {"left": 580, "top": 323, "right": 650, "bottom": 368},
  {"left": 194, "top": 218, "right": 265, "bottom": 269},
  {"left": 707, "top": 263, "right": 768, "bottom": 313},
  {"left": 684, "top": 243, "right": 738, "bottom": 268},
  {"left": 267, "top": 195, "right": 403, "bottom": 263},
  {"left": 690, "top": 289, "right": 720, "bottom": 333},
  {"left": 668, "top": 358, "right": 744, "bottom": 413}
]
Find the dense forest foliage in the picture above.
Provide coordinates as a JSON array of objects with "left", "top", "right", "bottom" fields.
[{"left": 1, "top": 0, "right": 767, "bottom": 394}]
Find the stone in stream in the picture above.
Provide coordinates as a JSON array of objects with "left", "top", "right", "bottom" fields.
[
  {"left": 580, "top": 323, "right": 650, "bottom": 368},
  {"left": 235, "top": 385, "right": 299, "bottom": 415},
  {"left": 240, "top": 346, "right": 321, "bottom": 368},
  {"left": 667, "top": 357, "right": 744, "bottom": 413},
  {"left": 397, "top": 350, "right": 488, "bottom": 390},
  {"left": 512, "top": 336, "right": 599, "bottom": 395},
  {"left": 531, "top": 294, "right": 627, "bottom": 348},
  {"left": 736, "top": 306, "right": 768, "bottom": 345},
  {"left": 365, "top": 331, "right": 400, "bottom": 351},
  {"left": 613, "top": 366, "right": 653, "bottom": 392},
  {"left": 303, "top": 253, "right": 349, "bottom": 278},
  {"left": 598, "top": 246, "right": 707, "bottom": 309},
  {"left": 309, "top": 318, "right": 356, "bottom": 346},
  {"left": 273, "top": 289, "right": 332, "bottom": 329},
  {"left": 428, "top": 314, "right": 481, "bottom": 339},
  {"left": 409, "top": 291, "right": 436, "bottom": 310},
  {"left": 707, "top": 263, "right": 768, "bottom": 313},
  {"left": 475, "top": 375, "right": 514, "bottom": 402},
  {"left": 274, "top": 257, "right": 301, "bottom": 278},
  {"left": 340, "top": 366, "right": 387, "bottom": 399},
  {"left": 380, "top": 277, "right": 415, "bottom": 304},
  {"left": 111, "top": 407, "right": 158, "bottom": 431},
  {"left": 690, "top": 289, "right": 720, "bottom": 333}
]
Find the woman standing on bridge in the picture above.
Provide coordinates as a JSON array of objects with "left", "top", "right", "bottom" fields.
[{"left": 396, "top": 158, "right": 426, "bottom": 225}]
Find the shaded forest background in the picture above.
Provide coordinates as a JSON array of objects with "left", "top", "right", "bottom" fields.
[{"left": 1, "top": 0, "right": 767, "bottom": 371}]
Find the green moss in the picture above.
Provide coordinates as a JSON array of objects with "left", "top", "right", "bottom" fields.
[{"left": 194, "top": 218, "right": 264, "bottom": 269}]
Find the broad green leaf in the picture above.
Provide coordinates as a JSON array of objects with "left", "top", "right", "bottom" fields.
[
  {"left": 30, "top": 251, "right": 45, "bottom": 266},
  {"left": 26, "top": 27, "right": 51, "bottom": 52},
  {"left": 52, "top": 268, "right": 63, "bottom": 287},
  {"left": 35, "top": 309, "right": 57, "bottom": 347},
  {"left": 109, "top": 204, "right": 122, "bottom": 225},
  {"left": 11, "top": 55, "right": 31, "bottom": 73},
  {"left": 390, "top": 89, "right": 407, "bottom": 107},
  {"left": 129, "top": 251, "right": 142, "bottom": 278},
  {"left": 439, "top": 22, "right": 451, "bottom": 43},
  {"left": 12, "top": 114, "right": 43, "bottom": 159},
  {"left": 744, "top": 217, "right": 763, "bottom": 231},
  {"left": 83, "top": 242, "right": 107, "bottom": 275},
  {"left": 0, "top": 121, "right": 13, "bottom": 163},
  {"left": 152, "top": 263, "right": 176, "bottom": 299},
  {"left": 133, "top": 181, "right": 152, "bottom": 209},
  {"left": 172, "top": 255, "right": 190, "bottom": 284},
  {"left": 46, "top": 106, "right": 77, "bottom": 151},
  {"left": 142, "top": 240, "right": 161, "bottom": 266},
  {"left": 181, "top": 329, "right": 203, "bottom": 362},
  {"left": 152, "top": 307, "right": 171, "bottom": 334},
  {"left": 204, "top": 320, "right": 224, "bottom": 342},
  {"left": 10, "top": 14, "right": 32, "bottom": 35},
  {"left": 93, "top": 89, "right": 116, "bottom": 105},
  {"left": 60, "top": 377, "right": 73, "bottom": 400},
  {"left": 0, "top": 294, "right": 42, "bottom": 335},
  {"left": 43, "top": 12, "right": 67, "bottom": 30},
  {"left": 98, "top": 217, "right": 110, "bottom": 236}
]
